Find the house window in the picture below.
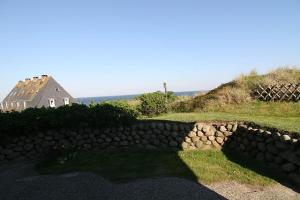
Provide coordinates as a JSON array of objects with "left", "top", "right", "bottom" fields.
[
  {"left": 11, "top": 102, "right": 14, "bottom": 108},
  {"left": 64, "top": 97, "right": 70, "bottom": 105},
  {"left": 6, "top": 102, "right": 8, "bottom": 108},
  {"left": 49, "top": 98, "right": 56, "bottom": 108},
  {"left": 17, "top": 102, "right": 20, "bottom": 108},
  {"left": 24, "top": 101, "right": 27, "bottom": 109}
]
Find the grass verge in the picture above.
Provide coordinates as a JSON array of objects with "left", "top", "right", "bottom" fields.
[
  {"left": 151, "top": 112, "right": 300, "bottom": 132},
  {"left": 36, "top": 149, "right": 278, "bottom": 186}
]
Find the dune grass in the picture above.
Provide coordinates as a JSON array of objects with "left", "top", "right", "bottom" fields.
[{"left": 36, "top": 149, "right": 278, "bottom": 186}]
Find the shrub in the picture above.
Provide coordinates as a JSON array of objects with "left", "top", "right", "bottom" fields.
[
  {"left": 0, "top": 103, "right": 138, "bottom": 140},
  {"left": 137, "top": 91, "right": 177, "bottom": 116}
]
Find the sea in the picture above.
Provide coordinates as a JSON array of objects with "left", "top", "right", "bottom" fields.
[{"left": 76, "top": 91, "right": 201, "bottom": 105}]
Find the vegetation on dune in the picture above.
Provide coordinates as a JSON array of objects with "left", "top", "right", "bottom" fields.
[{"left": 180, "top": 67, "right": 300, "bottom": 111}]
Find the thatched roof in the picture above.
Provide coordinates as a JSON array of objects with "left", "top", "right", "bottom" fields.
[{"left": 3, "top": 75, "right": 50, "bottom": 102}]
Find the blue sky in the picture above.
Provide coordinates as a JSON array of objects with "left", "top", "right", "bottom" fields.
[{"left": 0, "top": 0, "right": 299, "bottom": 100}]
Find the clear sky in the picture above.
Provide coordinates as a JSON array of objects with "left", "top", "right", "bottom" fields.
[{"left": 0, "top": 0, "right": 300, "bottom": 100}]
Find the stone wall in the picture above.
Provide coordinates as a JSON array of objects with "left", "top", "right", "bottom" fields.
[{"left": 0, "top": 120, "right": 300, "bottom": 184}]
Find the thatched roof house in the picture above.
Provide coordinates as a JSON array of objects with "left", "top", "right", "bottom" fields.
[{"left": 1, "top": 75, "right": 76, "bottom": 111}]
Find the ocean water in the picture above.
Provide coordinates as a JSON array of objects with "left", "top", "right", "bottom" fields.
[{"left": 76, "top": 91, "right": 201, "bottom": 105}]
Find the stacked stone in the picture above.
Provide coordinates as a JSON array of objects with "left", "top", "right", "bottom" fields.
[
  {"left": 0, "top": 120, "right": 300, "bottom": 187},
  {"left": 228, "top": 123, "right": 300, "bottom": 185},
  {"left": 181, "top": 122, "right": 238, "bottom": 150},
  {"left": 0, "top": 121, "right": 192, "bottom": 162}
]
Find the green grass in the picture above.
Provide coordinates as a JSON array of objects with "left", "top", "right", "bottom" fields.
[
  {"left": 36, "top": 149, "right": 278, "bottom": 186},
  {"left": 151, "top": 112, "right": 300, "bottom": 132}
]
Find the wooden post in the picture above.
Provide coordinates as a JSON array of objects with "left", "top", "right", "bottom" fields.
[{"left": 163, "top": 82, "right": 167, "bottom": 94}]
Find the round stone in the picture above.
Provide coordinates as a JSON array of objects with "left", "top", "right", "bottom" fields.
[
  {"left": 24, "top": 144, "right": 33, "bottom": 151},
  {"left": 282, "top": 135, "right": 291, "bottom": 141},
  {"left": 208, "top": 136, "right": 215, "bottom": 141},
  {"left": 196, "top": 123, "right": 204, "bottom": 131},
  {"left": 197, "top": 131, "right": 204, "bottom": 137},
  {"left": 169, "top": 141, "right": 178, "bottom": 147},
  {"left": 212, "top": 141, "right": 221, "bottom": 149},
  {"left": 216, "top": 137, "right": 224, "bottom": 144},
  {"left": 181, "top": 142, "right": 189, "bottom": 149},
  {"left": 257, "top": 143, "right": 266, "bottom": 152},
  {"left": 188, "top": 131, "right": 197, "bottom": 138},
  {"left": 282, "top": 163, "right": 296, "bottom": 172},
  {"left": 195, "top": 141, "right": 203, "bottom": 148},
  {"left": 205, "top": 130, "right": 215, "bottom": 136},
  {"left": 202, "top": 125, "right": 211, "bottom": 133},
  {"left": 191, "top": 137, "right": 200, "bottom": 143},
  {"left": 216, "top": 131, "right": 224, "bottom": 137},
  {"left": 205, "top": 141, "right": 212, "bottom": 145},
  {"left": 184, "top": 137, "right": 191, "bottom": 143},
  {"left": 200, "top": 136, "right": 208, "bottom": 142},
  {"left": 220, "top": 126, "right": 227, "bottom": 132}
]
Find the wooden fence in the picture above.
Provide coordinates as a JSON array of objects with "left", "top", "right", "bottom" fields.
[{"left": 253, "top": 84, "right": 300, "bottom": 101}]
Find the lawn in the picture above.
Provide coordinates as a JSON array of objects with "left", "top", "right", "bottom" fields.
[
  {"left": 36, "top": 149, "right": 279, "bottom": 186},
  {"left": 151, "top": 112, "right": 300, "bottom": 132}
]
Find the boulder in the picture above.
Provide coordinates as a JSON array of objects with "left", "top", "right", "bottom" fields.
[
  {"left": 202, "top": 125, "right": 211, "bottom": 133},
  {"left": 195, "top": 141, "right": 203, "bottom": 148},
  {"left": 257, "top": 143, "right": 266, "bottom": 152},
  {"left": 216, "top": 131, "right": 224, "bottom": 137},
  {"left": 191, "top": 137, "right": 200, "bottom": 143},
  {"left": 185, "top": 137, "right": 192, "bottom": 143},
  {"left": 197, "top": 131, "right": 204, "bottom": 137},
  {"left": 219, "top": 126, "right": 227, "bottom": 132},
  {"left": 226, "top": 124, "right": 233, "bottom": 131},
  {"left": 265, "top": 152, "right": 274, "bottom": 162},
  {"left": 232, "top": 124, "right": 238, "bottom": 132},
  {"left": 2, "top": 149, "right": 13, "bottom": 156},
  {"left": 282, "top": 163, "right": 296, "bottom": 172},
  {"left": 196, "top": 123, "right": 204, "bottom": 131},
  {"left": 282, "top": 134, "right": 291, "bottom": 141},
  {"left": 208, "top": 136, "right": 215, "bottom": 141},
  {"left": 266, "top": 144, "right": 278, "bottom": 154},
  {"left": 202, "top": 144, "right": 212, "bottom": 150},
  {"left": 216, "top": 137, "right": 224, "bottom": 144},
  {"left": 288, "top": 173, "right": 300, "bottom": 185},
  {"left": 212, "top": 141, "right": 221, "bottom": 149},
  {"left": 24, "top": 144, "right": 33, "bottom": 151},
  {"left": 188, "top": 131, "right": 197, "bottom": 138},
  {"left": 256, "top": 153, "right": 265, "bottom": 161},
  {"left": 181, "top": 142, "right": 189, "bottom": 149},
  {"left": 205, "top": 130, "right": 215, "bottom": 136},
  {"left": 224, "top": 131, "right": 233, "bottom": 137},
  {"left": 275, "top": 156, "right": 284, "bottom": 164},
  {"left": 169, "top": 141, "right": 178, "bottom": 147},
  {"left": 275, "top": 141, "right": 289, "bottom": 150}
]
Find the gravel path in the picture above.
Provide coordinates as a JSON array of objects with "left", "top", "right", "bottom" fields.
[{"left": 0, "top": 162, "right": 299, "bottom": 200}]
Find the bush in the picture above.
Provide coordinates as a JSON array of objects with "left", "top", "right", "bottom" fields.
[
  {"left": 137, "top": 91, "right": 176, "bottom": 116},
  {"left": 0, "top": 102, "right": 138, "bottom": 140}
]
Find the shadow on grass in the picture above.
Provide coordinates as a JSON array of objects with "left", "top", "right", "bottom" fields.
[
  {"left": 36, "top": 149, "right": 227, "bottom": 199},
  {"left": 221, "top": 147, "right": 300, "bottom": 193}
]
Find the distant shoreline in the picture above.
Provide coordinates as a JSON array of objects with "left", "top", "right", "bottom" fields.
[{"left": 76, "top": 91, "right": 204, "bottom": 105}]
